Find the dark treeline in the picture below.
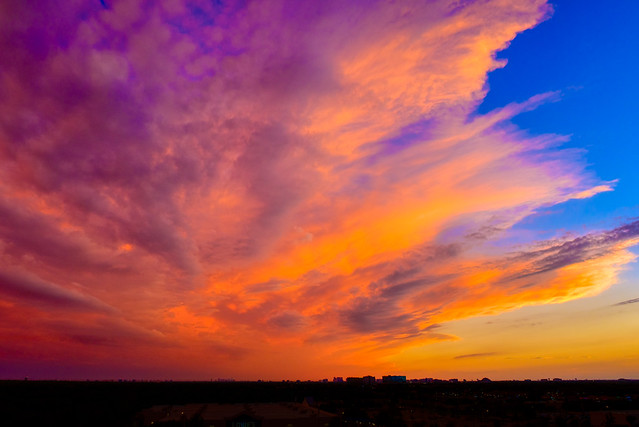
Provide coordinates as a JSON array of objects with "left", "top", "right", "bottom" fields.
[{"left": 1, "top": 379, "right": 638, "bottom": 426}]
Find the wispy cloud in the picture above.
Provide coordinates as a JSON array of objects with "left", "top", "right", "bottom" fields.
[
  {"left": 454, "top": 352, "right": 498, "bottom": 360},
  {"left": 613, "top": 297, "right": 639, "bottom": 306},
  {"left": 0, "top": 270, "right": 114, "bottom": 313}
]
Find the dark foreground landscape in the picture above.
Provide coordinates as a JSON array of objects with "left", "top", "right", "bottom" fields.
[{"left": 1, "top": 379, "right": 638, "bottom": 427}]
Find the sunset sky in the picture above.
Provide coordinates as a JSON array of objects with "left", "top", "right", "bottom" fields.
[{"left": 1, "top": 0, "right": 638, "bottom": 381}]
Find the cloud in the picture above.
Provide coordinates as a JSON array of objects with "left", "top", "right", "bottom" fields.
[
  {"left": 0, "top": 0, "right": 635, "bottom": 379},
  {"left": 614, "top": 297, "right": 639, "bottom": 306},
  {"left": 301, "top": 220, "right": 639, "bottom": 350},
  {"left": 506, "top": 220, "right": 639, "bottom": 280},
  {"left": 454, "top": 352, "right": 498, "bottom": 360},
  {"left": 267, "top": 311, "right": 307, "bottom": 331},
  {"left": 0, "top": 270, "right": 114, "bottom": 313}
]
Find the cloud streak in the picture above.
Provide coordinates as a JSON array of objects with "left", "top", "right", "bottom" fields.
[
  {"left": 454, "top": 353, "right": 498, "bottom": 360},
  {"left": 614, "top": 297, "right": 639, "bottom": 306},
  {"left": 0, "top": 270, "right": 114, "bottom": 313}
]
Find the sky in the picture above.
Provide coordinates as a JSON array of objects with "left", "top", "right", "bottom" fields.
[{"left": 0, "top": 0, "right": 637, "bottom": 381}]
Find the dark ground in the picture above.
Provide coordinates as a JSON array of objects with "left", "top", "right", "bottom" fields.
[{"left": 1, "top": 379, "right": 638, "bottom": 426}]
